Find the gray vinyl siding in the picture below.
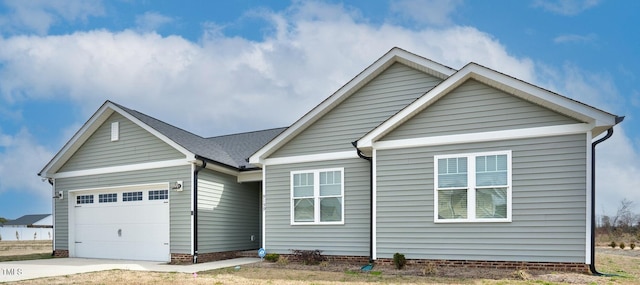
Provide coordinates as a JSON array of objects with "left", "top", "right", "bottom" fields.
[
  {"left": 264, "top": 158, "right": 370, "bottom": 256},
  {"left": 383, "top": 79, "right": 581, "bottom": 141},
  {"left": 59, "top": 113, "right": 184, "bottom": 172},
  {"left": 197, "top": 169, "right": 261, "bottom": 253},
  {"left": 375, "top": 133, "right": 587, "bottom": 263},
  {"left": 54, "top": 165, "right": 192, "bottom": 254},
  {"left": 272, "top": 63, "right": 443, "bottom": 157}
]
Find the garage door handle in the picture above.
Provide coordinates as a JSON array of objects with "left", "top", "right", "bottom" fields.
[{"left": 75, "top": 241, "right": 82, "bottom": 243}]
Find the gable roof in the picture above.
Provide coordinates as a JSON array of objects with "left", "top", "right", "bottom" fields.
[
  {"left": 3, "top": 214, "right": 51, "bottom": 226},
  {"left": 357, "top": 62, "right": 622, "bottom": 149},
  {"left": 249, "top": 47, "right": 457, "bottom": 166},
  {"left": 39, "top": 101, "right": 286, "bottom": 177}
]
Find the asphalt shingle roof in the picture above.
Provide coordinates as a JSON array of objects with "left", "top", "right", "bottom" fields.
[
  {"left": 3, "top": 214, "right": 51, "bottom": 226},
  {"left": 112, "top": 102, "right": 285, "bottom": 170}
]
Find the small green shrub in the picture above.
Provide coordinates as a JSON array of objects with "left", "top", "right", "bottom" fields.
[
  {"left": 619, "top": 242, "right": 626, "bottom": 249},
  {"left": 264, "top": 253, "right": 280, "bottom": 262},
  {"left": 630, "top": 243, "right": 636, "bottom": 250},
  {"left": 609, "top": 241, "right": 617, "bottom": 248},
  {"left": 291, "top": 249, "right": 325, "bottom": 265},
  {"left": 393, "top": 252, "right": 406, "bottom": 270}
]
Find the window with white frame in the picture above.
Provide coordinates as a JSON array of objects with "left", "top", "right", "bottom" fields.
[
  {"left": 291, "top": 168, "right": 344, "bottom": 224},
  {"left": 434, "top": 151, "right": 511, "bottom": 222}
]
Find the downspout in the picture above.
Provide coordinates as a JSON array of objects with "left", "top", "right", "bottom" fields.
[
  {"left": 48, "top": 178, "right": 54, "bottom": 257},
  {"left": 352, "top": 141, "right": 373, "bottom": 264},
  {"left": 590, "top": 116, "right": 624, "bottom": 275},
  {"left": 193, "top": 159, "right": 207, "bottom": 264}
]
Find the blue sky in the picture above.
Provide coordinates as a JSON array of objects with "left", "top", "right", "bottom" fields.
[{"left": 0, "top": 0, "right": 638, "bottom": 219}]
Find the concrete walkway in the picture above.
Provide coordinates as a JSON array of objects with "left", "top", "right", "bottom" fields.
[{"left": 0, "top": 257, "right": 261, "bottom": 282}]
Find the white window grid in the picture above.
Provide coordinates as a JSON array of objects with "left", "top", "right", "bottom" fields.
[
  {"left": 434, "top": 150, "right": 512, "bottom": 223},
  {"left": 98, "top": 193, "right": 118, "bottom": 203},
  {"left": 76, "top": 194, "right": 94, "bottom": 204},
  {"left": 148, "top": 190, "right": 168, "bottom": 200},
  {"left": 122, "top": 191, "right": 143, "bottom": 202}
]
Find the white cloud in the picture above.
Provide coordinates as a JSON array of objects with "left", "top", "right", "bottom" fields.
[
  {"left": 595, "top": 126, "right": 640, "bottom": 216},
  {"left": 553, "top": 33, "right": 597, "bottom": 44},
  {"left": 0, "top": 128, "right": 53, "bottom": 199},
  {"left": 0, "top": 0, "right": 636, "bottom": 217},
  {"left": 390, "top": 0, "right": 463, "bottom": 26},
  {"left": 0, "top": 0, "right": 105, "bottom": 35},
  {"left": 0, "top": 1, "right": 536, "bottom": 136},
  {"left": 135, "top": 11, "right": 174, "bottom": 33},
  {"left": 535, "top": 61, "right": 639, "bottom": 215},
  {"left": 533, "top": 0, "right": 600, "bottom": 16}
]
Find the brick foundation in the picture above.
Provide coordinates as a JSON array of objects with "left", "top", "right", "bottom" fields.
[
  {"left": 171, "top": 250, "right": 250, "bottom": 264},
  {"left": 280, "top": 254, "right": 369, "bottom": 264},
  {"left": 375, "top": 258, "right": 590, "bottom": 273},
  {"left": 52, "top": 249, "right": 69, "bottom": 258}
]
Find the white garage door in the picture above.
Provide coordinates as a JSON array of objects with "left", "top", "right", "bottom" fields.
[{"left": 73, "top": 186, "right": 170, "bottom": 262}]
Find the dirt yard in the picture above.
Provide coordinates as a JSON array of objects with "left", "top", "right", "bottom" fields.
[
  {"left": 0, "top": 241, "right": 52, "bottom": 257},
  {"left": 5, "top": 247, "right": 640, "bottom": 284}
]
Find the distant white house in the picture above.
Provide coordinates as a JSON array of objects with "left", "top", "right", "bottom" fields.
[{"left": 0, "top": 214, "right": 53, "bottom": 241}]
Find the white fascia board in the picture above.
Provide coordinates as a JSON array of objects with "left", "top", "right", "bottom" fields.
[
  {"left": 109, "top": 103, "right": 194, "bottom": 158},
  {"left": 39, "top": 102, "right": 115, "bottom": 177},
  {"left": 359, "top": 68, "right": 473, "bottom": 148},
  {"left": 374, "top": 123, "right": 592, "bottom": 150},
  {"left": 466, "top": 64, "right": 617, "bottom": 127},
  {"left": 359, "top": 63, "right": 617, "bottom": 148},
  {"left": 51, "top": 159, "right": 191, "bottom": 179},
  {"left": 40, "top": 101, "right": 196, "bottom": 178},
  {"left": 237, "top": 170, "right": 263, "bottom": 183},
  {"left": 250, "top": 48, "right": 457, "bottom": 164},
  {"left": 263, "top": 151, "right": 358, "bottom": 166}
]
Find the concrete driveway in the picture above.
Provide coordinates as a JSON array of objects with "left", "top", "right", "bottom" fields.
[{"left": 0, "top": 257, "right": 260, "bottom": 282}]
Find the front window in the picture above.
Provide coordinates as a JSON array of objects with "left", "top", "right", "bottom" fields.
[
  {"left": 291, "top": 168, "right": 344, "bottom": 224},
  {"left": 435, "top": 151, "right": 511, "bottom": 222}
]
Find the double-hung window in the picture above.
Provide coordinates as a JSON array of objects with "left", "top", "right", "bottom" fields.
[
  {"left": 291, "top": 168, "right": 344, "bottom": 225},
  {"left": 434, "top": 151, "right": 511, "bottom": 223}
]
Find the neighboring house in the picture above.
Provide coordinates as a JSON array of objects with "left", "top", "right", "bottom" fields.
[
  {"left": 0, "top": 214, "right": 52, "bottom": 241},
  {"left": 40, "top": 47, "right": 622, "bottom": 273},
  {"left": 38, "top": 101, "right": 285, "bottom": 262}
]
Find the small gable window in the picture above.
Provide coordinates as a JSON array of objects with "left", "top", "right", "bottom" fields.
[
  {"left": 291, "top": 168, "right": 344, "bottom": 225},
  {"left": 111, "top": 122, "right": 119, "bottom": 141},
  {"left": 434, "top": 151, "right": 512, "bottom": 223}
]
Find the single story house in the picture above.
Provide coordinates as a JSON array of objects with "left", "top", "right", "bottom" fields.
[
  {"left": 0, "top": 214, "right": 53, "bottom": 241},
  {"left": 39, "top": 48, "right": 622, "bottom": 272}
]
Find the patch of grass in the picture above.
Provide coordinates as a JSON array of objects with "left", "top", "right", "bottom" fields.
[{"left": 0, "top": 252, "right": 53, "bottom": 262}]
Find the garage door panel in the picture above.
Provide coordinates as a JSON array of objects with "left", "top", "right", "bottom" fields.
[{"left": 73, "top": 189, "right": 170, "bottom": 262}]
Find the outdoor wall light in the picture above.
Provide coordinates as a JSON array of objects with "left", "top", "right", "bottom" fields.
[{"left": 172, "top": 181, "right": 183, "bottom": 191}]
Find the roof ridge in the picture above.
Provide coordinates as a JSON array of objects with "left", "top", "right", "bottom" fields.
[{"left": 206, "top": 127, "right": 288, "bottom": 139}]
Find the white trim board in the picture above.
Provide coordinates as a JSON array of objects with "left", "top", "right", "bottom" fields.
[
  {"left": 51, "top": 159, "right": 191, "bottom": 179},
  {"left": 373, "top": 123, "right": 593, "bottom": 150},
  {"left": 263, "top": 151, "right": 358, "bottom": 166}
]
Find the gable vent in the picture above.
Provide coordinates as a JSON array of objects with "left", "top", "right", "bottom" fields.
[{"left": 111, "top": 122, "right": 119, "bottom": 141}]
